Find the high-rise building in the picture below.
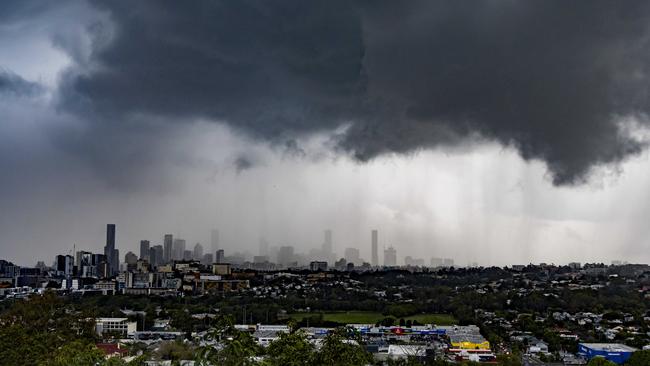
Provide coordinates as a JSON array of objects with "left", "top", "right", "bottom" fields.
[
  {"left": 443, "top": 258, "right": 454, "bottom": 267},
  {"left": 259, "top": 237, "right": 269, "bottom": 256},
  {"left": 173, "top": 239, "right": 186, "bottom": 260},
  {"left": 430, "top": 257, "right": 443, "bottom": 268},
  {"left": 215, "top": 249, "right": 225, "bottom": 264},
  {"left": 384, "top": 246, "right": 397, "bottom": 267},
  {"left": 371, "top": 230, "right": 378, "bottom": 266},
  {"left": 211, "top": 229, "right": 219, "bottom": 253},
  {"left": 124, "top": 251, "right": 138, "bottom": 271},
  {"left": 322, "top": 229, "right": 333, "bottom": 262},
  {"left": 163, "top": 234, "right": 173, "bottom": 263},
  {"left": 76, "top": 251, "right": 94, "bottom": 277},
  {"left": 277, "top": 246, "right": 294, "bottom": 267},
  {"left": 193, "top": 242, "right": 203, "bottom": 260},
  {"left": 149, "top": 245, "right": 164, "bottom": 267},
  {"left": 103, "top": 224, "right": 119, "bottom": 275},
  {"left": 139, "top": 240, "right": 150, "bottom": 260},
  {"left": 344, "top": 247, "right": 361, "bottom": 265},
  {"left": 201, "top": 253, "right": 214, "bottom": 265},
  {"left": 183, "top": 250, "right": 193, "bottom": 261},
  {"left": 56, "top": 255, "right": 74, "bottom": 277}
]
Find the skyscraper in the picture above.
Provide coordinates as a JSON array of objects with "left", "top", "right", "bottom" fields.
[
  {"left": 277, "top": 246, "right": 294, "bottom": 267},
  {"left": 163, "top": 234, "right": 173, "bottom": 263},
  {"left": 344, "top": 247, "right": 361, "bottom": 265},
  {"left": 150, "top": 245, "right": 164, "bottom": 267},
  {"left": 371, "top": 230, "right": 378, "bottom": 266},
  {"left": 322, "top": 229, "right": 333, "bottom": 261},
  {"left": 259, "top": 237, "right": 269, "bottom": 256},
  {"left": 103, "top": 224, "right": 119, "bottom": 275},
  {"left": 193, "top": 242, "right": 203, "bottom": 260},
  {"left": 56, "top": 255, "right": 73, "bottom": 277},
  {"left": 173, "top": 239, "right": 186, "bottom": 260},
  {"left": 139, "top": 240, "right": 150, "bottom": 260},
  {"left": 215, "top": 249, "right": 225, "bottom": 264},
  {"left": 384, "top": 246, "right": 397, "bottom": 267},
  {"left": 211, "top": 229, "right": 219, "bottom": 253}
]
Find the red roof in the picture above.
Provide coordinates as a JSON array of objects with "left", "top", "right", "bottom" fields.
[{"left": 96, "top": 343, "right": 128, "bottom": 356}]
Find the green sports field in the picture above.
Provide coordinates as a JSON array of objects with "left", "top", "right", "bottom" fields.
[{"left": 288, "top": 311, "right": 456, "bottom": 325}]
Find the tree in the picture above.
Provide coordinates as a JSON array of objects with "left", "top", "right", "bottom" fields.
[
  {"left": 587, "top": 357, "right": 617, "bottom": 366},
  {"left": 313, "top": 328, "right": 373, "bottom": 366},
  {"left": 625, "top": 350, "right": 650, "bottom": 366},
  {"left": 0, "top": 291, "right": 97, "bottom": 365},
  {"left": 46, "top": 340, "right": 105, "bottom": 366},
  {"left": 265, "top": 330, "right": 315, "bottom": 366}
]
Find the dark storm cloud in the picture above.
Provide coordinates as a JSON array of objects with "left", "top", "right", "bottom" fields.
[
  {"left": 58, "top": 0, "right": 650, "bottom": 185},
  {"left": 0, "top": 70, "right": 42, "bottom": 96}
]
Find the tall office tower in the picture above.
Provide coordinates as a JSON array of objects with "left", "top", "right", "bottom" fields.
[
  {"left": 149, "top": 245, "right": 163, "bottom": 267},
  {"left": 183, "top": 250, "right": 193, "bottom": 261},
  {"left": 277, "top": 246, "right": 295, "bottom": 267},
  {"left": 139, "top": 240, "right": 150, "bottom": 260},
  {"left": 193, "top": 242, "right": 204, "bottom": 260},
  {"left": 163, "top": 234, "right": 173, "bottom": 263},
  {"left": 75, "top": 251, "right": 92, "bottom": 268},
  {"left": 173, "top": 239, "right": 186, "bottom": 260},
  {"left": 215, "top": 249, "right": 225, "bottom": 264},
  {"left": 371, "top": 230, "right": 378, "bottom": 266},
  {"left": 384, "top": 246, "right": 397, "bottom": 267},
  {"left": 211, "top": 229, "right": 220, "bottom": 253},
  {"left": 113, "top": 249, "right": 119, "bottom": 273},
  {"left": 202, "top": 253, "right": 214, "bottom": 265},
  {"left": 104, "top": 224, "right": 117, "bottom": 275},
  {"left": 344, "top": 247, "right": 361, "bottom": 265},
  {"left": 125, "top": 251, "right": 138, "bottom": 265},
  {"left": 322, "top": 229, "right": 333, "bottom": 260},
  {"left": 259, "top": 237, "right": 269, "bottom": 256},
  {"left": 76, "top": 251, "right": 94, "bottom": 277},
  {"left": 56, "top": 255, "right": 74, "bottom": 277}
]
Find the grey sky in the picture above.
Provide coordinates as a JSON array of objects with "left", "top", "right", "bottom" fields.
[{"left": 1, "top": 1, "right": 650, "bottom": 266}]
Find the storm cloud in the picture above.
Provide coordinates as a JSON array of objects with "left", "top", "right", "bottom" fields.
[{"left": 54, "top": 0, "right": 650, "bottom": 185}]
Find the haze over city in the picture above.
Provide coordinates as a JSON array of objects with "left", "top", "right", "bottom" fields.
[{"left": 3, "top": 0, "right": 650, "bottom": 267}]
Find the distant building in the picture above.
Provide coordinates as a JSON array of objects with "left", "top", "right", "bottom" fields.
[
  {"left": 253, "top": 255, "right": 269, "bottom": 263},
  {"left": 173, "top": 239, "right": 186, "bottom": 261},
  {"left": 193, "top": 242, "right": 203, "bottom": 261},
  {"left": 310, "top": 261, "right": 328, "bottom": 272},
  {"left": 139, "top": 240, "right": 150, "bottom": 260},
  {"left": 277, "top": 246, "right": 294, "bottom": 267},
  {"left": 149, "top": 245, "right": 163, "bottom": 267},
  {"left": 443, "top": 258, "right": 454, "bottom": 267},
  {"left": 56, "top": 255, "right": 74, "bottom": 277},
  {"left": 568, "top": 262, "right": 582, "bottom": 270},
  {"left": 371, "top": 230, "right": 379, "bottom": 266},
  {"left": 344, "top": 247, "right": 361, "bottom": 265},
  {"left": 322, "top": 229, "right": 334, "bottom": 262},
  {"left": 259, "top": 237, "right": 269, "bottom": 256},
  {"left": 215, "top": 249, "right": 225, "bottom": 264},
  {"left": 163, "top": 234, "right": 173, "bottom": 263},
  {"left": 95, "top": 318, "right": 137, "bottom": 337},
  {"left": 384, "top": 247, "right": 397, "bottom": 267},
  {"left": 201, "top": 253, "right": 214, "bottom": 265},
  {"left": 212, "top": 263, "right": 232, "bottom": 275},
  {"left": 124, "top": 251, "right": 138, "bottom": 271},
  {"left": 578, "top": 343, "right": 637, "bottom": 364},
  {"left": 183, "top": 250, "right": 192, "bottom": 261},
  {"left": 430, "top": 257, "right": 443, "bottom": 268},
  {"left": 211, "top": 229, "right": 220, "bottom": 254},
  {"left": 103, "top": 224, "right": 119, "bottom": 275}
]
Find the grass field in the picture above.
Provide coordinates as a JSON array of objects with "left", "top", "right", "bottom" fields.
[{"left": 288, "top": 311, "right": 457, "bottom": 325}]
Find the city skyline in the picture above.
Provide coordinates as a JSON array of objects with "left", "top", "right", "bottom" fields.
[{"left": 3, "top": 1, "right": 650, "bottom": 268}]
